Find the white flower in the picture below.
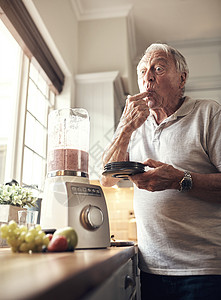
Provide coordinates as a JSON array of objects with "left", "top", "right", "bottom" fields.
[{"left": 0, "top": 184, "right": 37, "bottom": 207}]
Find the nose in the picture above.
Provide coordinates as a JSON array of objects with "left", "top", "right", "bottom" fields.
[{"left": 143, "top": 69, "right": 154, "bottom": 83}]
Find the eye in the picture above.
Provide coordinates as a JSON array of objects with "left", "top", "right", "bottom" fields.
[
  {"left": 155, "top": 66, "right": 164, "bottom": 74},
  {"left": 138, "top": 68, "right": 146, "bottom": 77}
]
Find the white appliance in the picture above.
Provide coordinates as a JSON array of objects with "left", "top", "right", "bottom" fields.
[{"left": 40, "top": 108, "right": 110, "bottom": 249}]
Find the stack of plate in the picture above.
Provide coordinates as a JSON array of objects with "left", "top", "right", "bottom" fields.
[{"left": 102, "top": 161, "right": 145, "bottom": 178}]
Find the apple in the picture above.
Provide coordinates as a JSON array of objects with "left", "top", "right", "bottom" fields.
[
  {"left": 48, "top": 236, "right": 68, "bottom": 252},
  {"left": 53, "top": 227, "right": 78, "bottom": 250}
]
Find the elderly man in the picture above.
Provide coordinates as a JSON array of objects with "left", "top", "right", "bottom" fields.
[{"left": 101, "top": 43, "right": 221, "bottom": 299}]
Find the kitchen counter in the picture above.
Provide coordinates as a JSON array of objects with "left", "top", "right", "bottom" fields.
[{"left": 0, "top": 245, "right": 138, "bottom": 300}]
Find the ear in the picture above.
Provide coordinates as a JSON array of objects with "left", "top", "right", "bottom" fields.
[{"left": 179, "top": 72, "right": 187, "bottom": 89}]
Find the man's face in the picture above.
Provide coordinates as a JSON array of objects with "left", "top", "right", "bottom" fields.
[{"left": 137, "top": 50, "right": 185, "bottom": 111}]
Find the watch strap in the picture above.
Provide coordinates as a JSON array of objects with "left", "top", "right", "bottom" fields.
[{"left": 179, "top": 171, "right": 192, "bottom": 192}]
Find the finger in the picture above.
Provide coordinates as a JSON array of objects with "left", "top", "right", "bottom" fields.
[
  {"left": 143, "top": 159, "right": 165, "bottom": 169},
  {"left": 127, "top": 91, "right": 148, "bottom": 102},
  {"left": 129, "top": 171, "right": 150, "bottom": 181},
  {"left": 127, "top": 97, "right": 149, "bottom": 111}
]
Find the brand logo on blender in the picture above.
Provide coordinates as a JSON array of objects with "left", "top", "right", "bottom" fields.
[{"left": 52, "top": 182, "right": 88, "bottom": 207}]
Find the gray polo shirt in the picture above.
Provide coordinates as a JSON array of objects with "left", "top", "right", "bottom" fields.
[{"left": 128, "top": 96, "right": 221, "bottom": 275}]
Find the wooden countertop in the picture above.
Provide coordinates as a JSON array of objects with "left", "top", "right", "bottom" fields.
[{"left": 0, "top": 245, "right": 137, "bottom": 300}]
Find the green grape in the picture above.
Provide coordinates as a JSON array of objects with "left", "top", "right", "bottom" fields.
[
  {"left": 7, "top": 237, "right": 21, "bottom": 248},
  {"left": 0, "top": 223, "right": 9, "bottom": 233},
  {"left": 0, "top": 224, "right": 9, "bottom": 238},
  {"left": 26, "top": 241, "right": 36, "bottom": 253},
  {"left": 0, "top": 231, "right": 7, "bottom": 239},
  {"left": 19, "top": 242, "right": 29, "bottom": 253},
  {"left": 14, "top": 227, "right": 21, "bottom": 237},
  {"left": 34, "top": 235, "right": 43, "bottom": 245},
  {"left": 18, "top": 231, "right": 26, "bottom": 242},
  {"left": 35, "top": 225, "right": 42, "bottom": 232},
  {"left": 38, "top": 230, "right": 45, "bottom": 239},
  {"left": 8, "top": 220, "right": 18, "bottom": 230},
  {"left": 3, "top": 221, "right": 50, "bottom": 253},
  {"left": 29, "top": 227, "right": 37, "bottom": 237},
  {"left": 7, "top": 229, "right": 16, "bottom": 238},
  {"left": 19, "top": 225, "right": 28, "bottom": 233},
  {"left": 25, "top": 232, "right": 35, "bottom": 243}
]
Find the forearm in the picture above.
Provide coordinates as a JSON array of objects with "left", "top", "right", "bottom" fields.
[
  {"left": 172, "top": 170, "right": 221, "bottom": 201},
  {"left": 189, "top": 172, "right": 221, "bottom": 202},
  {"left": 131, "top": 159, "right": 221, "bottom": 202},
  {"left": 167, "top": 168, "right": 221, "bottom": 201},
  {"left": 102, "top": 130, "right": 131, "bottom": 166},
  {"left": 101, "top": 126, "right": 132, "bottom": 187}
]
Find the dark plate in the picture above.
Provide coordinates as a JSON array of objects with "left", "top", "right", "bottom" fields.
[
  {"left": 111, "top": 240, "right": 135, "bottom": 247},
  {"left": 42, "top": 228, "right": 56, "bottom": 234},
  {"left": 102, "top": 161, "right": 145, "bottom": 178}
]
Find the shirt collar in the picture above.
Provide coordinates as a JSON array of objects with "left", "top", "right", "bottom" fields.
[
  {"left": 173, "top": 96, "right": 196, "bottom": 117},
  {"left": 148, "top": 96, "right": 196, "bottom": 125}
]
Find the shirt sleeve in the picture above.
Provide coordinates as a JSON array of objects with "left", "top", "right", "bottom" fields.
[{"left": 207, "top": 108, "right": 221, "bottom": 172}]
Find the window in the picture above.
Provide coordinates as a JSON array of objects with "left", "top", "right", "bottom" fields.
[
  {"left": 0, "top": 0, "right": 64, "bottom": 192},
  {"left": 22, "top": 62, "right": 55, "bottom": 189},
  {"left": 0, "top": 21, "right": 55, "bottom": 191},
  {"left": 0, "top": 20, "right": 20, "bottom": 184}
]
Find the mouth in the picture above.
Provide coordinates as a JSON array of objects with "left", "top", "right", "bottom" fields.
[
  {"left": 144, "top": 90, "right": 154, "bottom": 100},
  {"left": 146, "top": 88, "right": 154, "bottom": 94}
]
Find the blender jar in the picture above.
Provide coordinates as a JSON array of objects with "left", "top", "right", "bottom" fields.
[{"left": 47, "top": 108, "right": 90, "bottom": 177}]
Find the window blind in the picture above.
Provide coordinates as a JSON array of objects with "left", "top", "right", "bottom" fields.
[{"left": 0, "top": 0, "right": 64, "bottom": 94}]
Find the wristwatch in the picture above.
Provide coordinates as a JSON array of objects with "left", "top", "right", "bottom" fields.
[{"left": 179, "top": 171, "right": 192, "bottom": 192}]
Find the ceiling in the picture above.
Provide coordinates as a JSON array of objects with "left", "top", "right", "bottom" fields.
[{"left": 71, "top": 0, "right": 221, "bottom": 60}]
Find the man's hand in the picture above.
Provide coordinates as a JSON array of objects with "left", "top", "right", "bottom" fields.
[
  {"left": 119, "top": 92, "right": 150, "bottom": 133},
  {"left": 129, "top": 159, "right": 184, "bottom": 191}
]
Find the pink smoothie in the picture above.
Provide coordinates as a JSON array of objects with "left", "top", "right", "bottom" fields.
[{"left": 48, "top": 149, "right": 89, "bottom": 174}]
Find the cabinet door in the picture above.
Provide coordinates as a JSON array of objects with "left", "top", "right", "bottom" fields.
[
  {"left": 84, "top": 258, "right": 138, "bottom": 300},
  {"left": 75, "top": 72, "right": 125, "bottom": 180}
]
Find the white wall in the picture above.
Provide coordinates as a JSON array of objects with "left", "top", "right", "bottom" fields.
[{"left": 78, "top": 18, "right": 128, "bottom": 76}]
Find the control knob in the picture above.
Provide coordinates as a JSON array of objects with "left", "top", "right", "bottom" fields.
[{"left": 80, "top": 205, "right": 104, "bottom": 230}]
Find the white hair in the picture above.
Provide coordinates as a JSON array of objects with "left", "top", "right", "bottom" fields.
[{"left": 145, "top": 43, "right": 189, "bottom": 78}]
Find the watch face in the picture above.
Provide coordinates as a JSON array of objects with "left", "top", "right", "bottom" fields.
[
  {"left": 182, "top": 178, "right": 191, "bottom": 189},
  {"left": 181, "top": 177, "right": 192, "bottom": 191}
]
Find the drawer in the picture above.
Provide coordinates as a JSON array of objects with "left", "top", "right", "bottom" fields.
[{"left": 84, "top": 258, "right": 137, "bottom": 300}]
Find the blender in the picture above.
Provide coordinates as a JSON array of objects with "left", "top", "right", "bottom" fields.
[{"left": 40, "top": 108, "right": 110, "bottom": 249}]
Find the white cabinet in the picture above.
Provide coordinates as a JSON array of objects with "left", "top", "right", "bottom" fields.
[
  {"left": 83, "top": 253, "right": 140, "bottom": 300},
  {"left": 75, "top": 72, "right": 125, "bottom": 180}
]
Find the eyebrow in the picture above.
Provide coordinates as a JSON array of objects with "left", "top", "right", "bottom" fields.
[{"left": 137, "top": 57, "right": 169, "bottom": 70}]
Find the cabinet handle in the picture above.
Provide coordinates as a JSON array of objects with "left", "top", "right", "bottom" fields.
[{"left": 125, "top": 275, "right": 135, "bottom": 289}]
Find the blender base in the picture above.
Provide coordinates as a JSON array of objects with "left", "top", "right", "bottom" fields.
[{"left": 40, "top": 176, "right": 110, "bottom": 249}]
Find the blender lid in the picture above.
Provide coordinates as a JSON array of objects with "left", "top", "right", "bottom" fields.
[{"left": 102, "top": 161, "right": 145, "bottom": 178}]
